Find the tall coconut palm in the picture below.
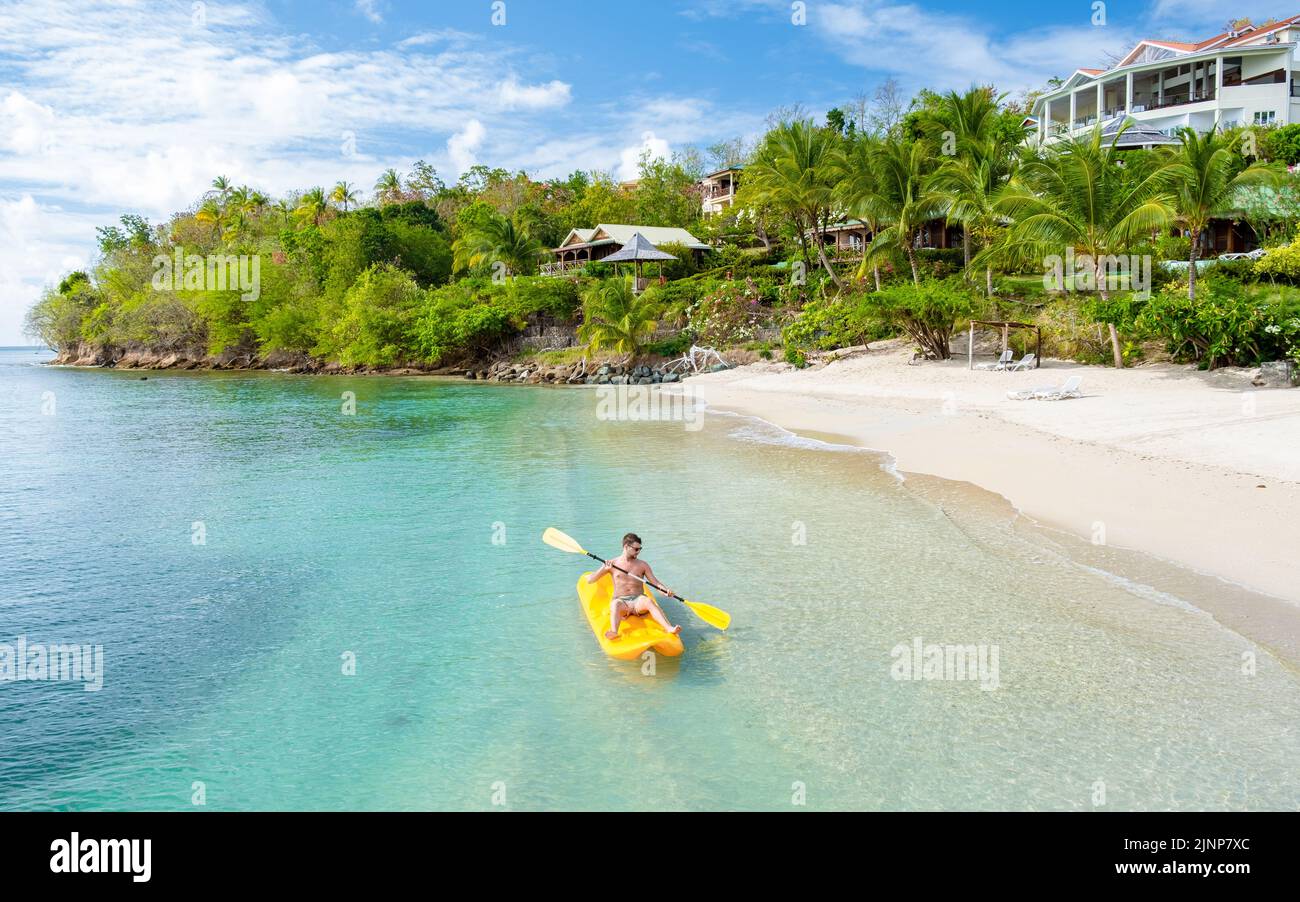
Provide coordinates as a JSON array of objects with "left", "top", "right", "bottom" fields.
[
  {"left": 210, "top": 175, "right": 233, "bottom": 203},
  {"left": 1162, "top": 127, "right": 1282, "bottom": 300},
  {"left": 850, "top": 137, "right": 946, "bottom": 286},
  {"left": 994, "top": 127, "right": 1176, "bottom": 367},
  {"left": 451, "top": 213, "right": 545, "bottom": 276},
  {"left": 577, "top": 277, "right": 658, "bottom": 359},
  {"left": 296, "top": 187, "right": 330, "bottom": 226},
  {"left": 375, "top": 169, "right": 403, "bottom": 205},
  {"left": 745, "top": 119, "right": 845, "bottom": 288},
  {"left": 920, "top": 87, "right": 1019, "bottom": 267},
  {"left": 929, "top": 150, "right": 1008, "bottom": 297},
  {"left": 332, "top": 181, "right": 360, "bottom": 213},
  {"left": 272, "top": 199, "right": 293, "bottom": 225},
  {"left": 834, "top": 135, "right": 886, "bottom": 290}
]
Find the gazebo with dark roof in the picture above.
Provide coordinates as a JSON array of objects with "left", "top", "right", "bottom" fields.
[
  {"left": 1099, "top": 116, "right": 1179, "bottom": 150},
  {"left": 601, "top": 232, "right": 677, "bottom": 294}
]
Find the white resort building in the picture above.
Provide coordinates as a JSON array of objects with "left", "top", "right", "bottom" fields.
[
  {"left": 699, "top": 168, "right": 741, "bottom": 217},
  {"left": 1032, "top": 15, "right": 1300, "bottom": 146}
]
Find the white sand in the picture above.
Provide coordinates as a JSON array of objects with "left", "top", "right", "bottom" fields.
[{"left": 684, "top": 343, "right": 1300, "bottom": 605}]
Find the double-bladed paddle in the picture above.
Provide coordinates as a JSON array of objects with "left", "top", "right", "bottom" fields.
[{"left": 542, "top": 527, "right": 731, "bottom": 630}]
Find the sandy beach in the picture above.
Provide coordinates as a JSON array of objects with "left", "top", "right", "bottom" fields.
[{"left": 686, "top": 343, "right": 1300, "bottom": 613}]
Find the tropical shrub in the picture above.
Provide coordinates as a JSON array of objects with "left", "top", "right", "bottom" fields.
[
  {"left": 1137, "top": 277, "right": 1278, "bottom": 368},
  {"left": 1154, "top": 234, "right": 1192, "bottom": 262},
  {"left": 781, "top": 294, "right": 897, "bottom": 353},
  {"left": 325, "top": 264, "right": 425, "bottom": 366},
  {"left": 915, "top": 248, "right": 965, "bottom": 278},
  {"left": 24, "top": 272, "right": 99, "bottom": 350},
  {"left": 1260, "top": 123, "right": 1300, "bottom": 166},
  {"left": 1206, "top": 257, "right": 1260, "bottom": 283},
  {"left": 656, "top": 242, "right": 703, "bottom": 281},
  {"left": 415, "top": 282, "right": 515, "bottom": 364},
  {"left": 1254, "top": 237, "right": 1300, "bottom": 282},
  {"left": 500, "top": 277, "right": 581, "bottom": 322},
  {"left": 858, "top": 279, "right": 981, "bottom": 359}
]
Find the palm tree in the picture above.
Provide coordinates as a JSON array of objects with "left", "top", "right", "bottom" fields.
[
  {"left": 745, "top": 119, "right": 845, "bottom": 288},
  {"left": 577, "top": 278, "right": 658, "bottom": 359},
  {"left": 195, "top": 198, "right": 225, "bottom": 241},
  {"left": 850, "top": 137, "right": 946, "bottom": 286},
  {"left": 921, "top": 87, "right": 1018, "bottom": 268},
  {"left": 295, "top": 187, "right": 330, "bottom": 226},
  {"left": 248, "top": 191, "right": 270, "bottom": 217},
  {"left": 1162, "top": 127, "right": 1281, "bottom": 300},
  {"left": 930, "top": 151, "right": 1007, "bottom": 297},
  {"left": 834, "top": 135, "right": 886, "bottom": 290},
  {"left": 994, "top": 127, "right": 1176, "bottom": 367},
  {"left": 210, "top": 175, "right": 233, "bottom": 203},
  {"left": 271, "top": 199, "right": 293, "bottom": 225},
  {"left": 375, "top": 169, "right": 403, "bottom": 205},
  {"left": 227, "top": 185, "right": 251, "bottom": 213},
  {"left": 451, "top": 213, "right": 545, "bottom": 276},
  {"left": 332, "top": 181, "right": 360, "bottom": 213}
]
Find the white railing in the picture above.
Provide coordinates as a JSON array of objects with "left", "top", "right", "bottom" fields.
[{"left": 541, "top": 260, "right": 586, "bottom": 277}]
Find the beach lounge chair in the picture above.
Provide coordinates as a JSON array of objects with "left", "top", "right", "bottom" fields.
[
  {"left": 1007, "top": 375, "right": 1083, "bottom": 401},
  {"left": 976, "top": 349, "right": 1014, "bottom": 371},
  {"left": 1008, "top": 353, "right": 1037, "bottom": 371}
]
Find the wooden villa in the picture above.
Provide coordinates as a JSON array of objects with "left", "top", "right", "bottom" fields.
[{"left": 543, "top": 224, "right": 710, "bottom": 276}]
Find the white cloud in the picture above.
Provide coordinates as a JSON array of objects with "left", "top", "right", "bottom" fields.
[
  {"left": 618, "top": 131, "right": 672, "bottom": 181},
  {"left": 808, "top": 1, "right": 1141, "bottom": 93},
  {"left": 0, "top": 195, "right": 96, "bottom": 345},
  {"left": 355, "top": 0, "right": 383, "bottom": 25},
  {"left": 0, "top": 1, "right": 770, "bottom": 342},
  {"left": 447, "top": 120, "right": 486, "bottom": 176},
  {"left": 498, "top": 77, "right": 572, "bottom": 110},
  {"left": 1, "top": 92, "right": 59, "bottom": 156}
]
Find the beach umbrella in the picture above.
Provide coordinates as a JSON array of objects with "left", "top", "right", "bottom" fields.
[{"left": 602, "top": 232, "right": 677, "bottom": 293}]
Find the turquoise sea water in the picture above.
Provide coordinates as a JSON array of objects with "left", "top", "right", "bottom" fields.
[{"left": 1, "top": 346, "right": 1297, "bottom": 811}]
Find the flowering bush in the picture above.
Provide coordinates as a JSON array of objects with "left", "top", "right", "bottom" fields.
[{"left": 686, "top": 279, "right": 774, "bottom": 347}]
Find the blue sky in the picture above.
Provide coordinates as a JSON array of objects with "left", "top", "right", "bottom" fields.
[{"left": 0, "top": 0, "right": 1286, "bottom": 342}]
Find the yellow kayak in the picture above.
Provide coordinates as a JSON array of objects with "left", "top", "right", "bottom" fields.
[{"left": 577, "top": 573, "right": 685, "bottom": 660}]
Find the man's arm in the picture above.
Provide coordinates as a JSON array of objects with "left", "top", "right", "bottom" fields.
[
  {"left": 642, "top": 564, "right": 671, "bottom": 597},
  {"left": 585, "top": 562, "right": 613, "bottom": 584}
]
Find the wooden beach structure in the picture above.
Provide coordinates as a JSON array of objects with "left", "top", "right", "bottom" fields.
[{"left": 968, "top": 320, "right": 1042, "bottom": 369}]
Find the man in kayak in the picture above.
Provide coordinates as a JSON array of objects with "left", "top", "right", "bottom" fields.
[{"left": 587, "top": 533, "right": 682, "bottom": 640}]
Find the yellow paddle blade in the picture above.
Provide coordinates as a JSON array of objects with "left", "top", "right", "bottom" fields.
[
  {"left": 684, "top": 600, "right": 731, "bottom": 631},
  {"left": 542, "top": 527, "right": 587, "bottom": 556}
]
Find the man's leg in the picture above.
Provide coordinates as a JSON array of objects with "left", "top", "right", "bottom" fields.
[
  {"left": 605, "top": 601, "right": 627, "bottom": 639},
  {"left": 636, "top": 599, "right": 682, "bottom": 636}
]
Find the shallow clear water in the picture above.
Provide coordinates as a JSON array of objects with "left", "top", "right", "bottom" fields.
[{"left": 1, "top": 347, "right": 1297, "bottom": 811}]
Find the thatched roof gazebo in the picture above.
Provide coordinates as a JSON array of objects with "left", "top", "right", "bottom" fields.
[{"left": 602, "top": 232, "right": 676, "bottom": 294}]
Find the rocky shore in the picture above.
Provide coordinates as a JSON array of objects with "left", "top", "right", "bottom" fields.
[{"left": 48, "top": 342, "right": 731, "bottom": 384}]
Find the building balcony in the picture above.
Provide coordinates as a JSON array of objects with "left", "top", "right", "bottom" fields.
[{"left": 1129, "top": 90, "right": 1216, "bottom": 113}]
